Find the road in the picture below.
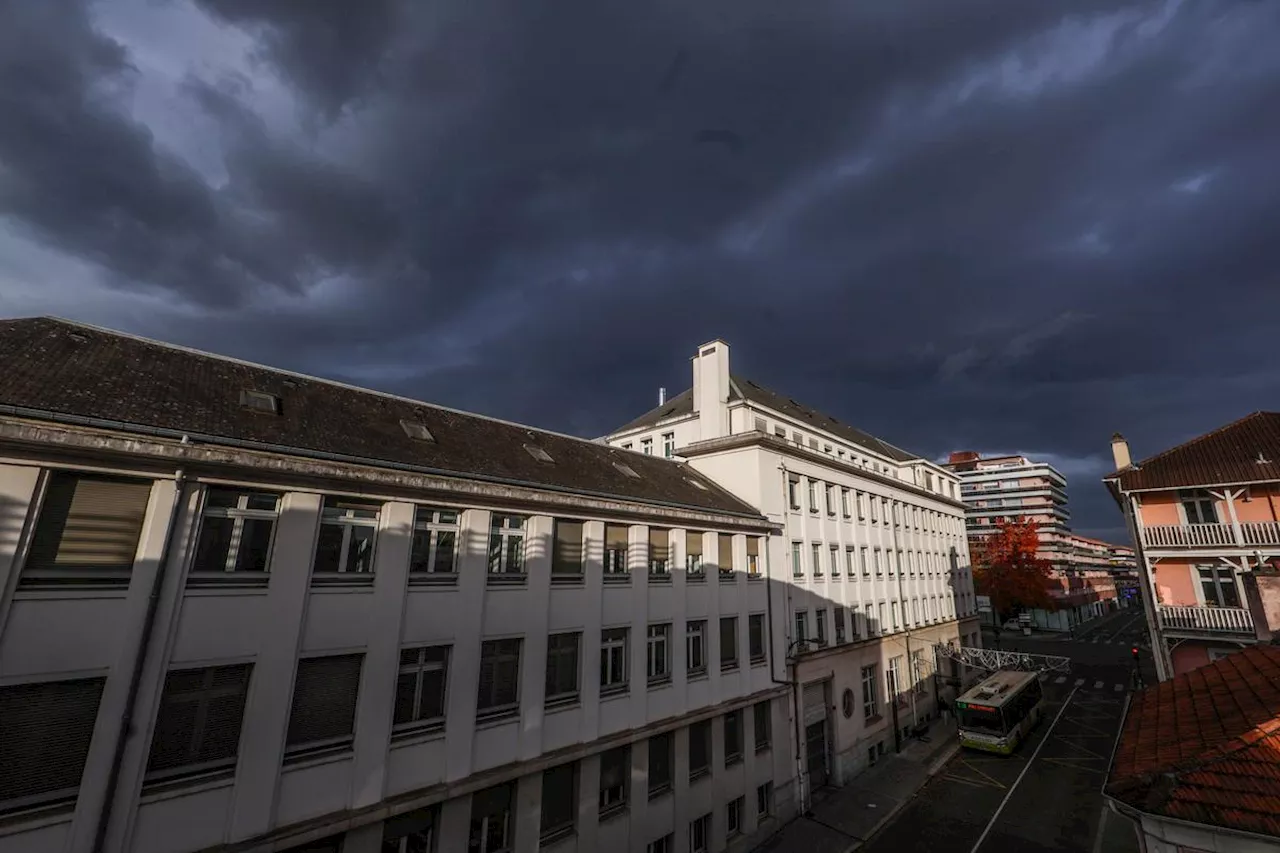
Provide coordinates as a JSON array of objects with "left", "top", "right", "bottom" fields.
[{"left": 857, "top": 606, "right": 1154, "bottom": 853}]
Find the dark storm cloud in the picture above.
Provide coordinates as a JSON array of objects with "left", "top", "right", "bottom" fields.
[{"left": 2, "top": 0, "right": 1280, "bottom": 539}]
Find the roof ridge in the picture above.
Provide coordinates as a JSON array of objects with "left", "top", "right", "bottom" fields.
[
  {"left": 1131, "top": 411, "right": 1271, "bottom": 470},
  {"left": 31, "top": 317, "right": 652, "bottom": 457}
]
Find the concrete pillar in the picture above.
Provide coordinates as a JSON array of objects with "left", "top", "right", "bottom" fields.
[{"left": 444, "top": 509, "right": 491, "bottom": 782}]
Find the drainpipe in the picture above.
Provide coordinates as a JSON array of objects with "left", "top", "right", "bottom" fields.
[
  {"left": 1119, "top": 490, "right": 1172, "bottom": 682},
  {"left": 775, "top": 461, "right": 810, "bottom": 816},
  {"left": 93, "top": 464, "right": 190, "bottom": 853}
]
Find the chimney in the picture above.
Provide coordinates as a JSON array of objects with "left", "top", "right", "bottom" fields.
[
  {"left": 658, "top": 387, "right": 666, "bottom": 406},
  {"left": 1242, "top": 565, "right": 1280, "bottom": 643},
  {"left": 1111, "top": 433, "right": 1132, "bottom": 470},
  {"left": 692, "top": 340, "right": 731, "bottom": 440}
]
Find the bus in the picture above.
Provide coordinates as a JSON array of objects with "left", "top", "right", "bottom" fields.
[{"left": 954, "top": 669, "right": 1046, "bottom": 755}]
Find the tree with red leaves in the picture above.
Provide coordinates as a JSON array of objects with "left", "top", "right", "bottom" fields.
[{"left": 972, "top": 518, "right": 1056, "bottom": 627}]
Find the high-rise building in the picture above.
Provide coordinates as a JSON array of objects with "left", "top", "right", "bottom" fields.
[{"left": 942, "top": 451, "right": 1071, "bottom": 568}]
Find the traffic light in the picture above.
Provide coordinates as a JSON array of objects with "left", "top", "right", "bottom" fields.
[{"left": 1131, "top": 646, "right": 1140, "bottom": 662}]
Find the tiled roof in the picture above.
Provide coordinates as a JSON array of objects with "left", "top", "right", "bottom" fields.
[
  {"left": 1106, "top": 645, "right": 1280, "bottom": 838},
  {"left": 613, "top": 375, "right": 919, "bottom": 464},
  {"left": 0, "top": 318, "right": 766, "bottom": 519},
  {"left": 1107, "top": 411, "right": 1280, "bottom": 492}
]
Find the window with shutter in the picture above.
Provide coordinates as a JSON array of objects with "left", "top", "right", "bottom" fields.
[
  {"left": 719, "top": 617, "right": 738, "bottom": 670},
  {"left": 748, "top": 614, "right": 766, "bottom": 663},
  {"left": 0, "top": 677, "right": 105, "bottom": 810},
  {"left": 604, "top": 524, "right": 629, "bottom": 577},
  {"left": 688, "top": 720, "right": 710, "bottom": 780},
  {"left": 544, "top": 633, "right": 580, "bottom": 706},
  {"left": 23, "top": 472, "right": 152, "bottom": 585},
  {"left": 285, "top": 654, "right": 363, "bottom": 758},
  {"left": 147, "top": 664, "right": 252, "bottom": 780},
  {"left": 598, "top": 745, "right": 630, "bottom": 816},
  {"left": 723, "top": 710, "right": 743, "bottom": 764},
  {"left": 648, "top": 528, "right": 670, "bottom": 578},
  {"left": 684, "top": 531, "right": 704, "bottom": 578},
  {"left": 393, "top": 646, "right": 449, "bottom": 735},
  {"left": 746, "top": 536, "right": 760, "bottom": 577},
  {"left": 647, "top": 732, "right": 672, "bottom": 797},
  {"left": 717, "top": 533, "right": 733, "bottom": 578},
  {"left": 551, "top": 520, "right": 585, "bottom": 579},
  {"left": 539, "top": 762, "right": 578, "bottom": 843},
  {"left": 477, "top": 638, "right": 522, "bottom": 719},
  {"left": 754, "top": 701, "right": 772, "bottom": 752}
]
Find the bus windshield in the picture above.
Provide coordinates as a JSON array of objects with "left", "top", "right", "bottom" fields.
[{"left": 956, "top": 703, "right": 1005, "bottom": 735}]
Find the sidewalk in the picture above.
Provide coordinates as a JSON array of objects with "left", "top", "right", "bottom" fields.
[{"left": 753, "top": 716, "right": 960, "bottom": 853}]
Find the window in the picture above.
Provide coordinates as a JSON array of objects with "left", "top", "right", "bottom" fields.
[
  {"left": 834, "top": 608, "right": 846, "bottom": 644},
  {"left": 641, "top": 438, "right": 653, "bottom": 455},
  {"left": 856, "top": 491, "right": 865, "bottom": 520},
  {"left": 748, "top": 614, "right": 766, "bottom": 663},
  {"left": 649, "top": 528, "right": 671, "bottom": 577},
  {"left": 545, "top": 633, "right": 581, "bottom": 706},
  {"left": 815, "top": 609, "right": 827, "bottom": 646},
  {"left": 874, "top": 548, "right": 883, "bottom": 576},
  {"left": 892, "top": 600, "right": 901, "bottom": 630},
  {"left": 487, "top": 514, "right": 527, "bottom": 578},
  {"left": 1180, "top": 490, "right": 1218, "bottom": 525},
  {"left": 791, "top": 542, "right": 804, "bottom": 578},
  {"left": 648, "top": 733, "right": 673, "bottom": 797},
  {"left": 878, "top": 602, "right": 887, "bottom": 634},
  {"left": 812, "top": 543, "right": 823, "bottom": 577},
  {"left": 286, "top": 654, "right": 363, "bottom": 756},
  {"left": 662, "top": 432, "right": 675, "bottom": 458},
  {"left": 746, "top": 537, "right": 761, "bottom": 577},
  {"left": 685, "top": 531, "right": 705, "bottom": 578},
  {"left": 239, "top": 388, "right": 280, "bottom": 414},
  {"left": 147, "top": 664, "right": 252, "bottom": 779},
  {"left": 600, "top": 628, "right": 629, "bottom": 694},
  {"left": 841, "top": 488, "right": 851, "bottom": 518},
  {"left": 845, "top": 547, "right": 856, "bottom": 577},
  {"left": 191, "top": 487, "right": 279, "bottom": 577},
  {"left": 647, "top": 624, "right": 671, "bottom": 684},
  {"left": 912, "top": 650, "right": 927, "bottom": 695},
  {"left": 717, "top": 533, "right": 734, "bottom": 577},
  {"left": 860, "top": 546, "right": 869, "bottom": 576},
  {"left": 727, "top": 796, "right": 744, "bottom": 837},
  {"left": 409, "top": 506, "right": 459, "bottom": 580},
  {"left": 24, "top": 472, "right": 152, "bottom": 583},
  {"left": 862, "top": 665, "right": 879, "bottom": 720},
  {"left": 382, "top": 807, "right": 438, "bottom": 853},
  {"left": 720, "top": 617, "right": 739, "bottom": 670},
  {"left": 686, "top": 620, "right": 707, "bottom": 676},
  {"left": 757, "top": 782, "right": 773, "bottom": 819},
  {"left": 394, "top": 646, "right": 449, "bottom": 732},
  {"left": 688, "top": 720, "right": 710, "bottom": 781},
  {"left": 540, "top": 762, "right": 578, "bottom": 844},
  {"left": 605, "top": 524, "right": 629, "bottom": 577},
  {"left": 551, "top": 519, "right": 585, "bottom": 580},
  {"left": 477, "top": 639, "right": 522, "bottom": 719},
  {"left": 469, "top": 783, "right": 514, "bottom": 853},
  {"left": 724, "top": 710, "right": 743, "bottom": 764},
  {"left": 830, "top": 545, "right": 839, "bottom": 579},
  {"left": 850, "top": 605, "right": 861, "bottom": 639},
  {"left": 807, "top": 479, "right": 818, "bottom": 513},
  {"left": 788, "top": 474, "right": 801, "bottom": 510},
  {"left": 754, "top": 701, "right": 772, "bottom": 752},
  {"left": 622, "top": 442, "right": 632, "bottom": 450},
  {"left": 1199, "top": 565, "right": 1241, "bottom": 607},
  {"left": 648, "top": 836, "right": 673, "bottom": 853},
  {"left": 795, "top": 610, "right": 809, "bottom": 645},
  {"left": 870, "top": 497, "right": 879, "bottom": 523},
  {"left": 599, "top": 745, "right": 630, "bottom": 816},
  {"left": 0, "top": 677, "right": 106, "bottom": 810},
  {"left": 888, "top": 656, "right": 902, "bottom": 699},
  {"left": 690, "top": 814, "right": 711, "bottom": 853},
  {"left": 825, "top": 484, "right": 836, "bottom": 516},
  {"left": 313, "top": 498, "right": 380, "bottom": 578}
]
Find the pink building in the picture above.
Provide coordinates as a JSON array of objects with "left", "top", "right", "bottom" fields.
[{"left": 1105, "top": 412, "right": 1280, "bottom": 679}]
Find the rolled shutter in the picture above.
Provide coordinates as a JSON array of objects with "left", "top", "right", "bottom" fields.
[
  {"left": 746, "top": 537, "right": 759, "bottom": 557},
  {"left": 553, "top": 521, "right": 584, "bottom": 573},
  {"left": 803, "top": 682, "right": 827, "bottom": 726},
  {"left": 685, "top": 531, "right": 703, "bottom": 557},
  {"left": 718, "top": 534, "right": 733, "bottom": 571},
  {"left": 648, "top": 528, "right": 669, "bottom": 560},
  {"left": 0, "top": 677, "right": 106, "bottom": 804},
  {"left": 605, "top": 524, "right": 629, "bottom": 549},
  {"left": 26, "top": 473, "right": 152, "bottom": 573},
  {"left": 286, "top": 655, "right": 363, "bottom": 747}
]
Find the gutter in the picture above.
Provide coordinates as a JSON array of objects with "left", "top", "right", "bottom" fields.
[
  {"left": 0, "top": 405, "right": 772, "bottom": 526},
  {"left": 93, "top": 465, "right": 190, "bottom": 853}
]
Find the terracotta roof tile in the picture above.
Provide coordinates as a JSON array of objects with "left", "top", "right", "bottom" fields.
[
  {"left": 1106, "top": 411, "right": 1280, "bottom": 492},
  {"left": 1106, "top": 645, "right": 1280, "bottom": 838},
  {"left": 0, "top": 318, "right": 767, "bottom": 521}
]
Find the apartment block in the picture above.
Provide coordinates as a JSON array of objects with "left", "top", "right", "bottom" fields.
[
  {"left": 604, "top": 340, "right": 982, "bottom": 804},
  {"left": 942, "top": 451, "right": 1071, "bottom": 566},
  {"left": 0, "top": 319, "right": 795, "bottom": 853}
]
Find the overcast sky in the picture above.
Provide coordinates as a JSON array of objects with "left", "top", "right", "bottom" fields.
[{"left": 3, "top": 0, "right": 1278, "bottom": 542}]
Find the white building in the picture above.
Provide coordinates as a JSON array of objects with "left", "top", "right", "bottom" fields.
[
  {"left": 604, "top": 341, "right": 983, "bottom": 802},
  {"left": 0, "top": 319, "right": 795, "bottom": 853}
]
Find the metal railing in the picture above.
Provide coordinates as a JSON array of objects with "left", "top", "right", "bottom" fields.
[
  {"left": 1141, "top": 520, "right": 1280, "bottom": 549},
  {"left": 1157, "top": 604, "right": 1254, "bottom": 635}
]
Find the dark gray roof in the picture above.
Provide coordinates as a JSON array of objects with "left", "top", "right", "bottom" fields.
[
  {"left": 0, "top": 318, "right": 765, "bottom": 518},
  {"left": 613, "top": 375, "right": 919, "bottom": 464}
]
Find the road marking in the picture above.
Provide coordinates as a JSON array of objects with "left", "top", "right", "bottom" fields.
[
  {"left": 968, "top": 687, "right": 1078, "bottom": 853},
  {"left": 1093, "top": 680, "right": 1104, "bottom": 689},
  {"left": 1054, "top": 676, "right": 1066, "bottom": 684},
  {"left": 1074, "top": 678, "right": 1085, "bottom": 686},
  {"left": 1114, "top": 684, "right": 1124, "bottom": 692}
]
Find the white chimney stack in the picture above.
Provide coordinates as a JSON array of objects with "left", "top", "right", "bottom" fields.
[
  {"left": 1111, "top": 432, "right": 1132, "bottom": 470},
  {"left": 659, "top": 387, "right": 666, "bottom": 406}
]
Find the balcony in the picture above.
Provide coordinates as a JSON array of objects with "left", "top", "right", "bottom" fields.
[
  {"left": 1157, "top": 604, "right": 1254, "bottom": 637},
  {"left": 1140, "top": 521, "right": 1280, "bottom": 550}
]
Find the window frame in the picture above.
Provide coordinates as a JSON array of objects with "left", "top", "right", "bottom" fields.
[
  {"left": 476, "top": 638, "right": 522, "bottom": 721},
  {"left": 393, "top": 645, "right": 450, "bottom": 736},
  {"left": 719, "top": 616, "right": 739, "bottom": 670},
  {"left": 487, "top": 514, "right": 528, "bottom": 580},
  {"left": 686, "top": 620, "right": 707, "bottom": 677},
  {"left": 544, "top": 632, "right": 581, "bottom": 708},
  {"left": 408, "top": 506, "right": 460, "bottom": 583},
  {"left": 646, "top": 624, "right": 672, "bottom": 685},
  {"left": 190, "top": 487, "right": 281, "bottom": 580},
  {"left": 600, "top": 628, "right": 630, "bottom": 695},
  {"left": 312, "top": 498, "right": 381, "bottom": 580}
]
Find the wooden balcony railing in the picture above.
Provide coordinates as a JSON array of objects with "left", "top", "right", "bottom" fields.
[
  {"left": 1140, "top": 520, "right": 1280, "bottom": 549},
  {"left": 1157, "top": 604, "right": 1254, "bottom": 636}
]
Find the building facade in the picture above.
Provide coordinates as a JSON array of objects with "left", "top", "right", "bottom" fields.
[
  {"left": 0, "top": 319, "right": 797, "bottom": 853},
  {"left": 604, "top": 341, "right": 983, "bottom": 805},
  {"left": 1105, "top": 415, "right": 1280, "bottom": 680},
  {"left": 943, "top": 452, "right": 1071, "bottom": 568}
]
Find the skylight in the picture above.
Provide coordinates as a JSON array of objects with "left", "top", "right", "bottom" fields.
[
  {"left": 400, "top": 420, "right": 435, "bottom": 441},
  {"left": 613, "top": 461, "right": 640, "bottom": 478},
  {"left": 240, "top": 389, "right": 280, "bottom": 414},
  {"left": 524, "top": 443, "right": 554, "bottom": 463},
  {"left": 685, "top": 477, "right": 708, "bottom": 490}
]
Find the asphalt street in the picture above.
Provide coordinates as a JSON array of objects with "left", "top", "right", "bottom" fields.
[{"left": 855, "top": 606, "right": 1154, "bottom": 853}]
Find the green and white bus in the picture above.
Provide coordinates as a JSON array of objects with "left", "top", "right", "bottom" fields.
[{"left": 954, "top": 670, "right": 1046, "bottom": 755}]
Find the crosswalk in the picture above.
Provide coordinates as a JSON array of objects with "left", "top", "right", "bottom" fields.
[
  {"left": 1038, "top": 673, "right": 1135, "bottom": 693},
  {"left": 1079, "top": 635, "right": 1148, "bottom": 647}
]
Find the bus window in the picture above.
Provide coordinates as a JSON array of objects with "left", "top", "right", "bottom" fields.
[{"left": 956, "top": 704, "right": 1005, "bottom": 735}]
